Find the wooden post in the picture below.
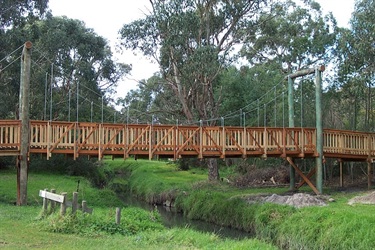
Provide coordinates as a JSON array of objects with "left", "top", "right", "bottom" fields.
[
  {"left": 81, "top": 200, "right": 93, "bottom": 214},
  {"left": 315, "top": 66, "right": 325, "bottom": 194},
  {"left": 288, "top": 76, "right": 296, "bottom": 191},
  {"left": 17, "top": 41, "right": 32, "bottom": 206},
  {"left": 339, "top": 160, "right": 344, "bottom": 188},
  {"left": 51, "top": 189, "right": 56, "bottom": 211},
  {"left": 82, "top": 200, "right": 87, "bottom": 212},
  {"left": 72, "top": 192, "right": 78, "bottom": 215},
  {"left": 42, "top": 188, "right": 48, "bottom": 212},
  {"left": 368, "top": 161, "right": 372, "bottom": 189},
  {"left": 60, "top": 192, "right": 67, "bottom": 216},
  {"left": 287, "top": 157, "right": 320, "bottom": 195},
  {"left": 115, "top": 207, "right": 121, "bottom": 225}
]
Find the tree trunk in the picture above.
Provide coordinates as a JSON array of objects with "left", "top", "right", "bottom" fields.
[{"left": 207, "top": 158, "right": 220, "bottom": 181}]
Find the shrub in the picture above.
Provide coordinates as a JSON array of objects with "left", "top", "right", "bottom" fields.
[{"left": 37, "top": 207, "right": 164, "bottom": 236}]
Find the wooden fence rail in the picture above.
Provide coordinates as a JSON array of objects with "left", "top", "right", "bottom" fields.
[
  {"left": 39, "top": 189, "right": 92, "bottom": 215},
  {"left": 0, "top": 120, "right": 374, "bottom": 161}
]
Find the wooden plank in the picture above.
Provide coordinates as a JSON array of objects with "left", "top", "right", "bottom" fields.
[
  {"left": 39, "top": 190, "right": 65, "bottom": 203},
  {"left": 286, "top": 157, "right": 320, "bottom": 195}
]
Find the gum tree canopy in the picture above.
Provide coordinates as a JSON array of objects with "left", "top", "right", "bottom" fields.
[{"left": 119, "top": 0, "right": 270, "bottom": 180}]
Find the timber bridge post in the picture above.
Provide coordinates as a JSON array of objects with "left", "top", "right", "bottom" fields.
[
  {"left": 287, "top": 65, "right": 325, "bottom": 194},
  {"left": 17, "top": 41, "right": 32, "bottom": 205}
]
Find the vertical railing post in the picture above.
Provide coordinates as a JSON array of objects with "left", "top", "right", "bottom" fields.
[
  {"left": 98, "top": 124, "right": 102, "bottom": 160},
  {"left": 122, "top": 124, "right": 128, "bottom": 160},
  {"left": 149, "top": 115, "right": 154, "bottom": 160},
  {"left": 47, "top": 121, "right": 51, "bottom": 160},
  {"left": 243, "top": 113, "right": 247, "bottom": 158},
  {"left": 174, "top": 120, "right": 178, "bottom": 160},
  {"left": 74, "top": 122, "right": 77, "bottom": 160},
  {"left": 221, "top": 117, "right": 225, "bottom": 158},
  {"left": 199, "top": 120, "right": 203, "bottom": 159}
]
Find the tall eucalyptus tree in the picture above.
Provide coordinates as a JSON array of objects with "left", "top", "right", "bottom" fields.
[
  {"left": 1, "top": 16, "right": 131, "bottom": 121},
  {"left": 119, "top": 0, "right": 272, "bottom": 180},
  {"left": 337, "top": 0, "right": 375, "bottom": 131}
]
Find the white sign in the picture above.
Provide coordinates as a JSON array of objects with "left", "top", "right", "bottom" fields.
[{"left": 39, "top": 190, "right": 65, "bottom": 203}]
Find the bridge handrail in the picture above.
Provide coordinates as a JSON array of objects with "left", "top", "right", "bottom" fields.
[{"left": 0, "top": 120, "right": 374, "bottom": 160}]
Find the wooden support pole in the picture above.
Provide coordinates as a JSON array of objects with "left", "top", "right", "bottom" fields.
[
  {"left": 287, "top": 157, "right": 320, "bottom": 195},
  {"left": 339, "top": 160, "right": 344, "bottom": 188},
  {"left": 296, "top": 167, "right": 316, "bottom": 189},
  {"left": 288, "top": 76, "right": 296, "bottom": 191},
  {"left": 72, "top": 192, "right": 78, "bottom": 215},
  {"left": 315, "top": 67, "right": 324, "bottom": 194},
  {"left": 368, "top": 161, "right": 372, "bottom": 189},
  {"left": 116, "top": 207, "right": 121, "bottom": 225},
  {"left": 17, "top": 41, "right": 32, "bottom": 206},
  {"left": 60, "top": 192, "right": 67, "bottom": 216},
  {"left": 285, "top": 66, "right": 324, "bottom": 80}
]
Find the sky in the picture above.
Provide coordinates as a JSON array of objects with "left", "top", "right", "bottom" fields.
[{"left": 48, "top": 0, "right": 356, "bottom": 100}]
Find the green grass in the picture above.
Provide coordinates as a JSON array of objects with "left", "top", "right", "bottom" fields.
[
  {"left": 3, "top": 158, "right": 375, "bottom": 249},
  {"left": 106, "top": 159, "right": 208, "bottom": 203},
  {"left": 0, "top": 166, "right": 276, "bottom": 249},
  {"left": 104, "top": 158, "right": 375, "bottom": 250}
]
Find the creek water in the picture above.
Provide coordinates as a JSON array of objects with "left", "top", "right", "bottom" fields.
[{"left": 120, "top": 194, "right": 251, "bottom": 240}]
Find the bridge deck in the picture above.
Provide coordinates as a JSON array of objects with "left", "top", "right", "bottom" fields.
[{"left": 0, "top": 120, "right": 374, "bottom": 161}]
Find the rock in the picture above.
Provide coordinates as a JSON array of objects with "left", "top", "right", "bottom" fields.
[
  {"left": 348, "top": 191, "right": 375, "bottom": 205},
  {"left": 163, "top": 200, "right": 172, "bottom": 207},
  {"left": 245, "top": 193, "right": 327, "bottom": 208}
]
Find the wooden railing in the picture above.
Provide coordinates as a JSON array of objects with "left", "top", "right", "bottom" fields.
[{"left": 0, "top": 120, "right": 374, "bottom": 160}]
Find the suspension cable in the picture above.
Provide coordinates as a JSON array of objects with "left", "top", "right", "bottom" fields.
[{"left": 0, "top": 44, "right": 23, "bottom": 64}]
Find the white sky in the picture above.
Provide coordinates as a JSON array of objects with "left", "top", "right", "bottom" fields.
[{"left": 48, "top": 0, "right": 355, "bottom": 100}]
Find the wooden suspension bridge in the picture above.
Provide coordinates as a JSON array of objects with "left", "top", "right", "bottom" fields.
[
  {"left": 1, "top": 119, "right": 374, "bottom": 195},
  {"left": 1, "top": 120, "right": 374, "bottom": 162},
  {"left": 5, "top": 42, "right": 374, "bottom": 204}
]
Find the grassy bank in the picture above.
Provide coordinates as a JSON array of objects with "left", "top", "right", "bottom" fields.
[
  {"left": 0, "top": 168, "right": 276, "bottom": 249},
  {"left": 108, "top": 158, "right": 375, "bottom": 250}
]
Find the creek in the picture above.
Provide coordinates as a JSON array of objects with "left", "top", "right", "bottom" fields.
[{"left": 120, "top": 194, "right": 251, "bottom": 240}]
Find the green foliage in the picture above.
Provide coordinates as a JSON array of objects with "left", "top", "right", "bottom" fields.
[
  {"left": 175, "top": 158, "right": 203, "bottom": 171},
  {"left": 335, "top": 0, "right": 375, "bottom": 131},
  {"left": 0, "top": 156, "right": 16, "bottom": 170},
  {"left": 0, "top": 169, "right": 124, "bottom": 207},
  {"left": 105, "top": 159, "right": 375, "bottom": 250},
  {"left": 242, "top": 0, "right": 337, "bottom": 71},
  {"left": 1, "top": 15, "right": 130, "bottom": 121},
  {"left": 275, "top": 204, "right": 375, "bottom": 249},
  {"left": 0, "top": 163, "right": 277, "bottom": 249},
  {"left": 254, "top": 203, "right": 295, "bottom": 240},
  {"left": 0, "top": 204, "right": 277, "bottom": 250},
  {"left": 106, "top": 159, "right": 207, "bottom": 204},
  {"left": 0, "top": 0, "right": 49, "bottom": 28},
  {"left": 38, "top": 207, "right": 163, "bottom": 236},
  {"left": 119, "top": 0, "right": 270, "bottom": 124}
]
